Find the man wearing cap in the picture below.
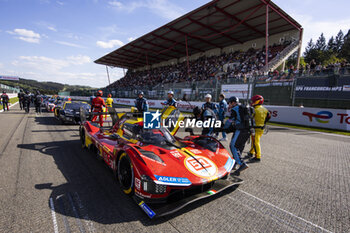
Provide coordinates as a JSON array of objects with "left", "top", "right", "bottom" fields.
[
  {"left": 162, "top": 91, "right": 178, "bottom": 108},
  {"left": 135, "top": 91, "right": 149, "bottom": 113}
]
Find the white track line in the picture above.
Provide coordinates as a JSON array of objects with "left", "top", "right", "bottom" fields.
[
  {"left": 49, "top": 197, "right": 59, "bottom": 233},
  {"left": 0, "top": 101, "right": 18, "bottom": 113},
  {"left": 236, "top": 189, "right": 333, "bottom": 233}
]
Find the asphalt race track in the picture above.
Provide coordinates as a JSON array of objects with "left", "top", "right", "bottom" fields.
[{"left": 0, "top": 105, "right": 349, "bottom": 233}]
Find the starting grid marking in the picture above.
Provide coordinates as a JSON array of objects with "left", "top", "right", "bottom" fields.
[
  {"left": 50, "top": 192, "right": 95, "bottom": 233},
  {"left": 227, "top": 189, "right": 333, "bottom": 233}
]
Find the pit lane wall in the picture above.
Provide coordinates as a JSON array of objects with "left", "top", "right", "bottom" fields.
[{"left": 70, "top": 96, "right": 350, "bottom": 131}]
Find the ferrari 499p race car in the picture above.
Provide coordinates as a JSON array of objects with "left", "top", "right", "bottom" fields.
[{"left": 79, "top": 106, "right": 242, "bottom": 218}]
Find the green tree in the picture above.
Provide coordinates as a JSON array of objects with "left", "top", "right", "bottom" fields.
[
  {"left": 327, "top": 36, "right": 336, "bottom": 52},
  {"left": 335, "top": 30, "right": 344, "bottom": 53},
  {"left": 340, "top": 29, "right": 350, "bottom": 61},
  {"left": 315, "top": 33, "right": 327, "bottom": 51}
]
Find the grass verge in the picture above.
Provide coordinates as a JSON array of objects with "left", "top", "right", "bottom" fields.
[
  {"left": 0, "top": 97, "right": 19, "bottom": 110},
  {"left": 268, "top": 122, "right": 350, "bottom": 136}
]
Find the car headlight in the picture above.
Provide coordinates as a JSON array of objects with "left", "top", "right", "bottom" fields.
[{"left": 141, "top": 175, "right": 166, "bottom": 194}]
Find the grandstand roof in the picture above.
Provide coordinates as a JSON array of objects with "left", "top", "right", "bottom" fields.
[{"left": 95, "top": 0, "right": 302, "bottom": 69}]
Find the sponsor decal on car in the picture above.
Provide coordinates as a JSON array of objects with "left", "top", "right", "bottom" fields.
[
  {"left": 184, "top": 156, "right": 218, "bottom": 178},
  {"left": 135, "top": 178, "right": 141, "bottom": 190},
  {"left": 207, "top": 189, "right": 217, "bottom": 195},
  {"left": 138, "top": 201, "right": 156, "bottom": 219},
  {"left": 170, "top": 150, "right": 183, "bottom": 158},
  {"left": 224, "top": 157, "right": 235, "bottom": 172},
  {"left": 154, "top": 175, "right": 191, "bottom": 186}
]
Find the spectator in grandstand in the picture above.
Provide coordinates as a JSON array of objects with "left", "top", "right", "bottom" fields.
[
  {"left": 215, "top": 93, "right": 228, "bottom": 141},
  {"left": 107, "top": 43, "right": 289, "bottom": 90},
  {"left": 247, "top": 95, "right": 271, "bottom": 163},
  {"left": 135, "top": 91, "right": 149, "bottom": 113},
  {"left": 162, "top": 91, "right": 177, "bottom": 108},
  {"left": 91, "top": 90, "right": 106, "bottom": 127},
  {"left": 1, "top": 91, "right": 10, "bottom": 111}
]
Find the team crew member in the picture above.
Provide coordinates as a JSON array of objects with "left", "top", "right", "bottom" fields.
[
  {"left": 248, "top": 95, "right": 271, "bottom": 163},
  {"left": 1, "top": 91, "right": 10, "bottom": 111},
  {"left": 135, "top": 91, "right": 149, "bottom": 113},
  {"left": 105, "top": 94, "right": 114, "bottom": 120},
  {"left": 162, "top": 91, "right": 178, "bottom": 108},
  {"left": 216, "top": 93, "right": 228, "bottom": 141},
  {"left": 91, "top": 90, "right": 106, "bottom": 127},
  {"left": 226, "top": 96, "right": 250, "bottom": 176},
  {"left": 23, "top": 91, "right": 31, "bottom": 113},
  {"left": 34, "top": 90, "right": 43, "bottom": 114},
  {"left": 18, "top": 90, "right": 25, "bottom": 110},
  {"left": 201, "top": 94, "right": 218, "bottom": 136},
  {"left": 106, "top": 94, "right": 114, "bottom": 108}
]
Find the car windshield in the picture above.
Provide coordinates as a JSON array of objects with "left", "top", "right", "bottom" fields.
[
  {"left": 65, "top": 103, "right": 89, "bottom": 110},
  {"left": 129, "top": 125, "right": 176, "bottom": 145}
]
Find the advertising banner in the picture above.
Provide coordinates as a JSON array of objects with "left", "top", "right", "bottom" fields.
[
  {"left": 265, "top": 105, "right": 350, "bottom": 131},
  {"left": 0, "top": 76, "right": 20, "bottom": 81},
  {"left": 295, "top": 77, "right": 350, "bottom": 100},
  {"left": 221, "top": 84, "right": 251, "bottom": 99}
]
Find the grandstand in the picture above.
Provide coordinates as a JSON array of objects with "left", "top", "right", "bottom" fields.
[{"left": 96, "top": 0, "right": 303, "bottom": 94}]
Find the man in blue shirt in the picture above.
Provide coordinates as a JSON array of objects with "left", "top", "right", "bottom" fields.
[
  {"left": 215, "top": 93, "right": 228, "bottom": 141},
  {"left": 162, "top": 91, "right": 178, "bottom": 108},
  {"left": 201, "top": 94, "right": 218, "bottom": 136},
  {"left": 226, "top": 96, "right": 250, "bottom": 176},
  {"left": 135, "top": 91, "right": 149, "bottom": 113}
]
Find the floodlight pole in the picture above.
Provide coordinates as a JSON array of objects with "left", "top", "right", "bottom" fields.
[
  {"left": 106, "top": 65, "right": 111, "bottom": 85},
  {"left": 265, "top": 4, "right": 269, "bottom": 70},
  {"left": 185, "top": 35, "right": 190, "bottom": 78}
]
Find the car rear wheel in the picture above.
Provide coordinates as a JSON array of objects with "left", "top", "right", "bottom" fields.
[{"left": 117, "top": 152, "right": 134, "bottom": 196}]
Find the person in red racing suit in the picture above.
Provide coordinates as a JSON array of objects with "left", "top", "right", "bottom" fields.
[{"left": 91, "top": 90, "right": 106, "bottom": 127}]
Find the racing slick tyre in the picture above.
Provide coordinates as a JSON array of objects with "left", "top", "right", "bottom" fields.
[
  {"left": 117, "top": 152, "right": 134, "bottom": 196},
  {"left": 80, "top": 126, "right": 86, "bottom": 148}
]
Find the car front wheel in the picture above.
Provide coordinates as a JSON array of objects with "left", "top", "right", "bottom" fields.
[{"left": 117, "top": 152, "right": 134, "bottom": 196}]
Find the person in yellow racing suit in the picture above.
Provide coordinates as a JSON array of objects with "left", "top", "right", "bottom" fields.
[
  {"left": 247, "top": 95, "right": 271, "bottom": 163},
  {"left": 106, "top": 94, "right": 113, "bottom": 107},
  {"left": 105, "top": 94, "right": 114, "bottom": 120}
]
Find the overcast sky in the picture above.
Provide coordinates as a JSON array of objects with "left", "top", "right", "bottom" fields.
[{"left": 0, "top": 0, "right": 349, "bottom": 87}]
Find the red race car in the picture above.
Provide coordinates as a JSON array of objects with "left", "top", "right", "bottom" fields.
[{"left": 79, "top": 107, "right": 242, "bottom": 218}]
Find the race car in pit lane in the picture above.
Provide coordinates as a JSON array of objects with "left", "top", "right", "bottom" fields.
[
  {"left": 54, "top": 101, "right": 91, "bottom": 124},
  {"left": 79, "top": 106, "right": 242, "bottom": 218}
]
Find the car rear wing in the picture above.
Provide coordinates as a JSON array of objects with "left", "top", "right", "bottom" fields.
[{"left": 79, "top": 107, "right": 144, "bottom": 125}]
